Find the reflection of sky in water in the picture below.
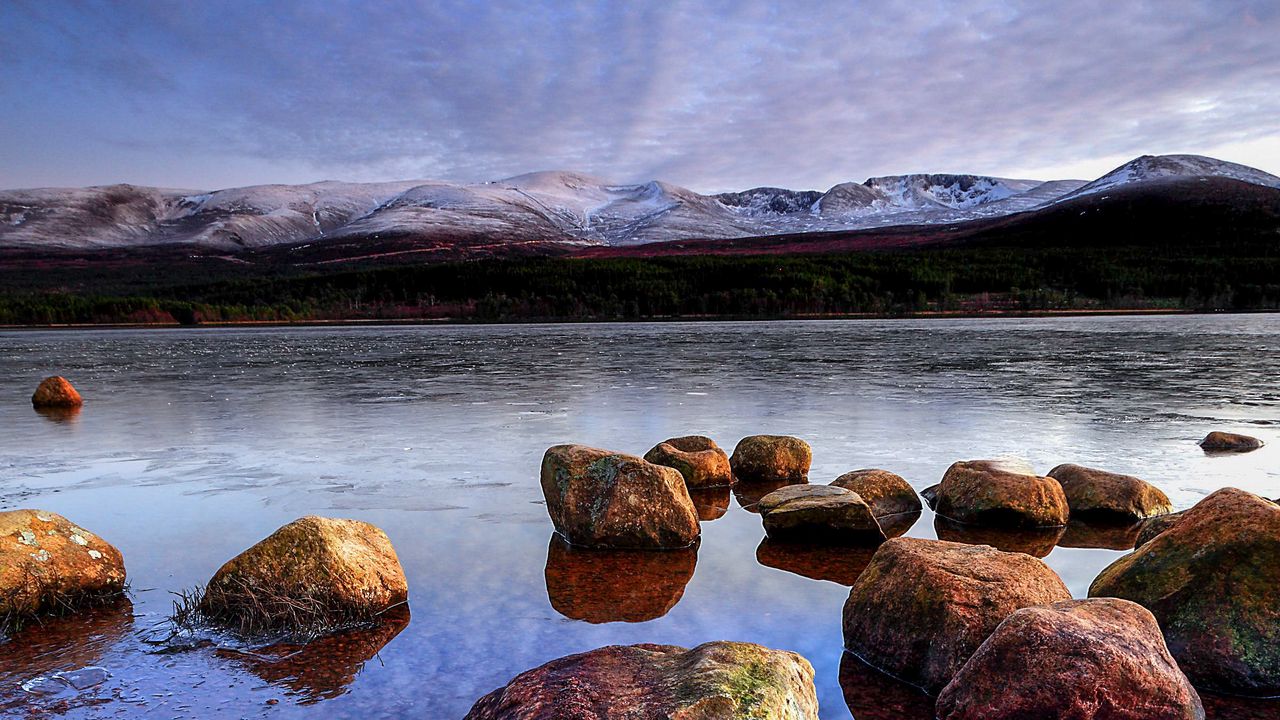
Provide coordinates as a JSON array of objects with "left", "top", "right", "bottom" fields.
[{"left": 0, "top": 316, "right": 1277, "bottom": 718}]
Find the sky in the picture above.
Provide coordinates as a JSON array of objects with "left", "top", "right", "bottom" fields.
[{"left": 1, "top": 0, "right": 1278, "bottom": 193}]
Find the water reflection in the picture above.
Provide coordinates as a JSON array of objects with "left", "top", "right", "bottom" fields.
[
  {"left": 734, "top": 478, "right": 807, "bottom": 513},
  {"left": 1201, "top": 691, "right": 1280, "bottom": 720},
  {"left": 688, "top": 486, "right": 731, "bottom": 521},
  {"left": 756, "top": 539, "right": 877, "bottom": 585},
  {"left": 544, "top": 535, "right": 697, "bottom": 624},
  {"left": 876, "top": 510, "right": 921, "bottom": 539},
  {"left": 33, "top": 405, "right": 82, "bottom": 424},
  {"left": 934, "top": 516, "right": 1065, "bottom": 557},
  {"left": 839, "top": 651, "right": 933, "bottom": 720},
  {"left": 1057, "top": 518, "right": 1143, "bottom": 550}
]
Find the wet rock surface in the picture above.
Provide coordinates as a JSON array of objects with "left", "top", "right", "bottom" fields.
[
  {"left": 729, "top": 435, "right": 812, "bottom": 483},
  {"left": 829, "top": 469, "right": 922, "bottom": 518},
  {"left": 1135, "top": 509, "right": 1187, "bottom": 548},
  {"left": 30, "top": 376, "right": 83, "bottom": 408},
  {"left": 0, "top": 509, "right": 126, "bottom": 622},
  {"left": 734, "top": 477, "right": 808, "bottom": 513},
  {"left": 934, "top": 459, "right": 1070, "bottom": 528},
  {"left": 1199, "top": 431, "right": 1263, "bottom": 452},
  {"left": 544, "top": 534, "right": 697, "bottom": 623},
  {"left": 643, "top": 435, "right": 733, "bottom": 488},
  {"left": 1047, "top": 463, "right": 1174, "bottom": 520},
  {"left": 758, "top": 485, "right": 886, "bottom": 544}
]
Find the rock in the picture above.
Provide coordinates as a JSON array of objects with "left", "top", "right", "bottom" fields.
[
  {"left": 875, "top": 509, "right": 920, "bottom": 539},
  {"left": 687, "top": 487, "right": 731, "bottom": 521},
  {"left": 734, "top": 477, "right": 808, "bottom": 513},
  {"left": 1058, "top": 518, "right": 1143, "bottom": 550},
  {"left": 729, "top": 435, "right": 812, "bottom": 483},
  {"left": 1135, "top": 509, "right": 1186, "bottom": 548},
  {"left": 30, "top": 377, "right": 83, "bottom": 408},
  {"left": 936, "top": 598, "right": 1203, "bottom": 720},
  {"left": 756, "top": 538, "right": 877, "bottom": 586},
  {"left": 199, "top": 516, "right": 408, "bottom": 633},
  {"left": 0, "top": 510, "right": 126, "bottom": 622},
  {"left": 1199, "top": 431, "right": 1263, "bottom": 453},
  {"left": 540, "top": 445, "right": 699, "bottom": 549},
  {"left": 758, "top": 485, "right": 886, "bottom": 545},
  {"left": 920, "top": 484, "right": 939, "bottom": 510},
  {"left": 830, "top": 469, "right": 922, "bottom": 517},
  {"left": 933, "top": 516, "right": 1063, "bottom": 558},
  {"left": 934, "top": 459, "right": 1069, "bottom": 528},
  {"left": 465, "top": 641, "right": 819, "bottom": 719},
  {"left": 643, "top": 436, "right": 733, "bottom": 488},
  {"left": 842, "top": 537, "right": 1071, "bottom": 694},
  {"left": 1047, "top": 463, "right": 1174, "bottom": 520},
  {"left": 1089, "top": 488, "right": 1280, "bottom": 695},
  {"left": 544, "top": 535, "right": 696, "bottom": 624}
]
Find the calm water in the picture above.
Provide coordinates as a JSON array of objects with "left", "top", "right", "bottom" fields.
[{"left": 1, "top": 317, "right": 1277, "bottom": 719}]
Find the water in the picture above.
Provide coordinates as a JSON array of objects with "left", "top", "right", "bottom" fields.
[{"left": 0, "top": 316, "right": 1276, "bottom": 718}]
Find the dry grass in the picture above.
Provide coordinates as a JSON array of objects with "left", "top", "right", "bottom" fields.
[{"left": 1, "top": 568, "right": 128, "bottom": 636}]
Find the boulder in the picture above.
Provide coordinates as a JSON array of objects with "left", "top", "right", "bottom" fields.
[
  {"left": 30, "top": 376, "right": 83, "bottom": 408},
  {"left": 1089, "top": 488, "right": 1280, "bottom": 695},
  {"left": 734, "top": 477, "right": 807, "bottom": 513},
  {"left": 643, "top": 436, "right": 733, "bottom": 488},
  {"left": 842, "top": 537, "right": 1071, "bottom": 694},
  {"left": 830, "top": 469, "right": 922, "bottom": 517},
  {"left": 934, "top": 459, "right": 1069, "bottom": 528},
  {"left": 729, "top": 435, "right": 812, "bottom": 483},
  {"left": 465, "top": 641, "right": 819, "bottom": 719},
  {"left": 544, "top": 535, "right": 696, "bottom": 624},
  {"left": 1199, "top": 431, "right": 1263, "bottom": 452},
  {"left": 759, "top": 485, "right": 886, "bottom": 545},
  {"left": 0, "top": 510, "right": 126, "bottom": 622},
  {"left": 199, "top": 516, "right": 408, "bottom": 633},
  {"left": 541, "top": 445, "right": 699, "bottom": 549},
  {"left": 1135, "top": 509, "right": 1186, "bottom": 548},
  {"left": 920, "top": 484, "right": 939, "bottom": 510},
  {"left": 1047, "top": 463, "right": 1173, "bottom": 520},
  {"left": 936, "top": 598, "right": 1203, "bottom": 720}
]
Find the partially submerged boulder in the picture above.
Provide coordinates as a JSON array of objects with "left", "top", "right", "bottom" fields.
[
  {"left": 934, "top": 459, "right": 1069, "bottom": 528},
  {"left": 199, "top": 516, "right": 408, "bottom": 634},
  {"left": 30, "top": 376, "right": 83, "bottom": 408},
  {"left": 734, "top": 477, "right": 807, "bottom": 513},
  {"left": 544, "top": 535, "right": 696, "bottom": 624},
  {"left": 759, "top": 485, "right": 886, "bottom": 545},
  {"left": 1047, "top": 463, "right": 1173, "bottom": 520},
  {"left": 842, "top": 537, "right": 1070, "bottom": 694},
  {"left": 0, "top": 510, "right": 126, "bottom": 623},
  {"left": 936, "top": 598, "right": 1203, "bottom": 720},
  {"left": 830, "top": 469, "right": 922, "bottom": 518},
  {"left": 1135, "top": 509, "right": 1186, "bottom": 548},
  {"left": 1199, "top": 431, "right": 1263, "bottom": 453},
  {"left": 1089, "top": 488, "right": 1280, "bottom": 695},
  {"left": 729, "top": 435, "right": 811, "bottom": 483},
  {"left": 465, "top": 641, "right": 819, "bottom": 719},
  {"left": 643, "top": 436, "right": 733, "bottom": 488},
  {"left": 541, "top": 445, "right": 699, "bottom": 549}
]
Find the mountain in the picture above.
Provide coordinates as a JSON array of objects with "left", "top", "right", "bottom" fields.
[{"left": 1059, "top": 154, "right": 1280, "bottom": 202}]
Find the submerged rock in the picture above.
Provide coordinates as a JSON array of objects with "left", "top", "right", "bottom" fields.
[
  {"left": 199, "top": 516, "right": 408, "bottom": 634},
  {"left": 643, "top": 435, "right": 733, "bottom": 488},
  {"left": 934, "top": 459, "right": 1069, "bottom": 528},
  {"left": 830, "top": 469, "right": 922, "bottom": 518},
  {"left": 0, "top": 510, "right": 126, "bottom": 622},
  {"left": 465, "top": 641, "right": 819, "bottom": 719},
  {"left": 729, "top": 435, "right": 812, "bottom": 483},
  {"left": 936, "top": 598, "right": 1203, "bottom": 720},
  {"left": 544, "top": 534, "right": 696, "bottom": 624},
  {"left": 1089, "top": 488, "right": 1280, "bottom": 696},
  {"left": 1047, "top": 463, "right": 1173, "bottom": 520},
  {"left": 30, "top": 377, "right": 83, "bottom": 408},
  {"left": 842, "top": 537, "right": 1070, "bottom": 694},
  {"left": 1199, "top": 431, "right": 1263, "bottom": 453},
  {"left": 759, "top": 485, "right": 886, "bottom": 545},
  {"left": 540, "top": 445, "right": 699, "bottom": 549}
]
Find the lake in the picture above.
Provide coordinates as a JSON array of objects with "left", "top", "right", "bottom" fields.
[{"left": 1, "top": 316, "right": 1277, "bottom": 718}]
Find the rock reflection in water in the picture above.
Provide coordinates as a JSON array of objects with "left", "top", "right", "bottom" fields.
[
  {"left": 755, "top": 539, "right": 877, "bottom": 586},
  {"left": 1057, "top": 518, "right": 1144, "bottom": 550},
  {"left": 934, "top": 516, "right": 1065, "bottom": 557},
  {"left": 687, "top": 486, "right": 731, "bottom": 521},
  {"left": 218, "top": 604, "right": 410, "bottom": 704},
  {"left": 839, "top": 650, "right": 934, "bottom": 720},
  {"left": 33, "top": 405, "right": 82, "bottom": 424},
  {"left": 544, "top": 535, "right": 697, "bottom": 624},
  {"left": 1201, "top": 691, "right": 1280, "bottom": 720},
  {"left": 734, "top": 478, "right": 807, "bottom": 513},
  {"left": 876, "top": 510, "right": 921, "bottom": 539}
]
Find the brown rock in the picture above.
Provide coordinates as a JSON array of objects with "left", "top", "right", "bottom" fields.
[
  {"left": 688, "top": 487, "right": 731, "bottom": 521},
  {"left": 729, "top": 435, "right": 812, "bottom": 483},
  {"left": 934, "top": 459, "right": 1069, "bottom": 528},
  {"left": 936, "top": 598, "right": 1203, "bottom": 720},
  {"left": 933, "top": 516, "right": 1063, "bottom": 558},
  {"left": 875, "top": 510, "right": 920, "bottom": 539},
  {"left": 756, "top": 539, "right": 876, "bottom": 586},
  {"left": 1089, "top": 488, "right": 1280, "bottom": 695},
  {"left": 842, "top": 537, "right": 1071, "bottom": 694},
  {"left": 1199, "top": 431, "right": 1263, "bottom": 452},
  {"left": 0, "top": 510, "right": 126, "bottom": 622},
  {"left": 199, "top": 516, "right": 408, "bottom": 633},
  {"left": 1135, "top": 509, "right": 1186, "bottom": 548},
  {"left": 30, "top": 376, "right": 83, "bottom": 408},
  {"left": 759, "top": 485, "right": 886, "bottom": 545},
  {"left": 465, "top": 641, "right": 820, "bottom": 719},
  {"left": 643, "top": 436, "right": 733, "bottom": 488},
  {"left": 830, "top": 469, "right": 922, "bottom": 517},
  {"left": 1047, "top": 463, "right": 1174, "bottom": 520},
  {"left": 544, "top": 535, "right": 696, "bottom": 623},
  {"left": 541, "top": 445, "right": 699, "bottom": 549},
  {"left": 734, "top": 477, "right": 808, "bottom": 513}
]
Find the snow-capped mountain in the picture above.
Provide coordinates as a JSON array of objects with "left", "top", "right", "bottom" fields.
[{"left": 1, "top": 154, "right": 1274, "bottom": 252}]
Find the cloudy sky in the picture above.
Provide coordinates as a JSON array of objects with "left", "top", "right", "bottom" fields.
[{"left": 2, "top": 0, "right": 1277, "bottom": 192}]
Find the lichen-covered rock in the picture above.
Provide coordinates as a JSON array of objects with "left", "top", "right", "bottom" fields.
[
  {"left": 1047, "top": 463, "right": 1174, "bottom": 520},
  {"left": 1089, "top": 488, "right": 1280, "bottom": 696},
  {"left": 544, "top": 535, "right": 696, "bottom": 624},
  {"left": 830, "top": 469, "right": 922, "bottom": 518},
  {"left": 936, "top": 598, "right": 1204, "bottom": 720},
  {"left": 1199, "top": 431, "right": 1263, "bottom": 452},
  {"left": 541, "top": 445, "right": 700, "bottom": 549},
  {"left": 30, "top": 376, "right": 83, "bottom": 408},
  {"left": 465, "top": 641, "right": 819, "bottom": 719},
  {"left": 199, "top": 516, "right": 407, "bottom": 633},
  {"left": 644, "top": 436, "right": 733, "bottom": 488},
  {"left": 759, "top": 485, "right": 886, "bottom": 545},
  {"left": 729, "top": 435, "right": 812, "bottom": 483},
  {"left": 0, "top": 510, "right": 125, "bottom": 621},
  {"left": 842, "top": 537, "right": 1071, "bottom": 694},
  {"left": 934, "top": 459, "right": 1069, "bottom": 528},
  {"left": 1135, "top": 509, "right": 1187, "bottom": 548}
]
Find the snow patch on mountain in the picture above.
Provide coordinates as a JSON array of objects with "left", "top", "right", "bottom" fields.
[{"left": 1061, "top": 155, "right": 1280, "bottom": 201}]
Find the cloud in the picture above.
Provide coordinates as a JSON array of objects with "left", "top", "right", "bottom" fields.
[{"left": 1, "top": 0, "right": 1277, "bottom": 190}]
